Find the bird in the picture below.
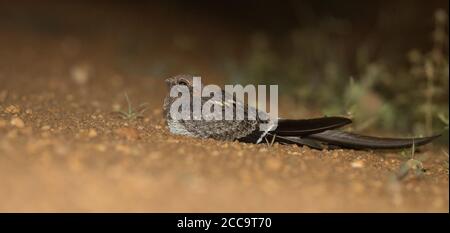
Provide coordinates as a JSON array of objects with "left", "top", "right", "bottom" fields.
[{"left": 163, "top": 74, "right": 441, "bottom": 150}]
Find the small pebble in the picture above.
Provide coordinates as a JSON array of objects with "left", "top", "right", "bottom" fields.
[
  {"left": 88, "top": 128, "right": 98, "bottom": 138},
  {"left": 5, "top": 105, "right": 20, "bottom": 114},
  {"left": 41, "top": 125, "right": 51, "bottom": 131},
  {"left": 112, "top": 103, "right": 121, "bottom": 112},
  {"left": 332, "top": 151, "right": 339, "bottom": 158},
  {"left": 10, "top": 117, "right": 25, "bottom": 128},
  {"left": 71, "top": 64, "right": 90, "bottom": 85},
  {"left": 259, "top": 147, "right": 268, "bottom": 152},
  {"left": 351, "top": 160, "right": 365, "bottom": 168}
]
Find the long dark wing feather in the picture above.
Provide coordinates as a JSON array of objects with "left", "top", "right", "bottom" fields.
[
  {"left": 272, "top": 117, "right": 352, "bottom": 136},
  {"left": 305, "top": 130, "right": 441, "bottom": 150}
]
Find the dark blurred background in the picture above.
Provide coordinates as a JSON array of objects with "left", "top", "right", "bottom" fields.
[{"left": 0, "top": 0, "right": 448, "bottom": 141}]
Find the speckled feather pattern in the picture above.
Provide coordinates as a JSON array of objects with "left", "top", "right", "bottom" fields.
[{"left": 163, "top": 76, "right": 261, "bottom": 141}]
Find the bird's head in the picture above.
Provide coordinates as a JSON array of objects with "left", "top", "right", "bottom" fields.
[{"left": 165, "top": 74, "right": 195, "bottom": 89}]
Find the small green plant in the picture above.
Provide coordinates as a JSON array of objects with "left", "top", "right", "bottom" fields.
[
  {"left": 117, "top": 92, "right": 150, "bottom": 121},
  {"left": 438, "top": 113, "right": 449, "bottom": 129},
  {"left": 407, "top": 9, "right": 448, "bottom": 135},
  {"left": 395, "top": 140, "right": 427, "bottom": 180}
]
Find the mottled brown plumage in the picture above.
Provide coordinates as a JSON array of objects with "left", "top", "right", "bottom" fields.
[{"left": 163, "top": 74, "right": 260, "bottom": 141}]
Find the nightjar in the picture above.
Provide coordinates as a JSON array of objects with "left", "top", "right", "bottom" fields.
[{"left": 163, "top": 74, "right": 440, "bottom": 150}]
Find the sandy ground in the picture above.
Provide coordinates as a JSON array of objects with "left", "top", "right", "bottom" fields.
[
  {"left": 0, "top": 47, "right": 448, "bottom": 213},
  {"left": 0, "top": 4, "right": 448, "bottom": 212}
]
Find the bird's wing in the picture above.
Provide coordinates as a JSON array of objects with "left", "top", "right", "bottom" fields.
[
  {"left": 272, "top": 117, "right": 352, "bottom": 136},
  {"left": 180, "top": 90, "right": 259, "bottom": 140},
  {"left": 237, "top": 116, "right": 352, "bottom": 144}
]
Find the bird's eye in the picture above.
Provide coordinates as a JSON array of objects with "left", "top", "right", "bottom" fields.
[{"left": 177, "top": 79, "right": 190, "bottom": 86}]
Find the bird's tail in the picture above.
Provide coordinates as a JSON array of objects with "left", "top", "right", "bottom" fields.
[
  {"left": 266, "top": 116, "right": 441, "bottom": 150},
  {"left": 304, "top": 130, "right": 441, "bottom": 150},
  {"left": 271, "top": 130, "right": 441, "bottom": 150}
]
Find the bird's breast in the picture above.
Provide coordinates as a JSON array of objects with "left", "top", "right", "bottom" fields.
[{"left": 166, "top": 119, "right": 195, "bottom": 136}]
